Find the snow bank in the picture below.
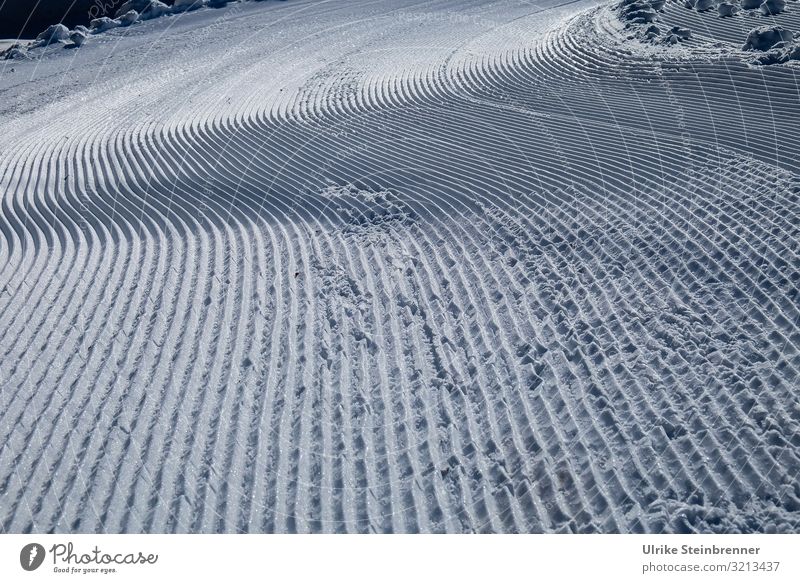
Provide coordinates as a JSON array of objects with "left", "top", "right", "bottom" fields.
[
  {"left": 115, "top": 0, "right": 158, "bottom": 18},
  {"left": 1, "top": 44, "right": 28, "bottom": 60},
  {"left": 670, "top": 26, "right": 691, "bottom": 40},
  {"left": 619, "top": 1, "right": 694, "bottom": 46},
  {"left": 140, "top": 1, "right": 171, "bottom": 20},
  {"left": 90, "top": 17, "right": 121, "bottom": 34},
  {"left": 3, "top": 0, "right": 799, "bottom": 538},
  {"left": 742, "top": 25, "right": 793, "bottom": 50},
  {"left": 83, "top": 10, "right": 137, "bottom": 44},
  {"left": 618, "top": 0, "right": 800, "bottom": 66},
  {"left": 173, "top": 0, "right": 207, "bottom": 12},
  {"left": 35, "top": 24, "right": 70, "bottom": 46},
  {"left": 741, "top": 25, "right": 800, "bottom": 63},
  {"left": 119, "top": 11, "right": 140, "bottom": 26}
]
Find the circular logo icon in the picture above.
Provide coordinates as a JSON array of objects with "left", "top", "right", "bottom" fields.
[{"left": 20, "top": 543, "right": 46, "bottom": 571}]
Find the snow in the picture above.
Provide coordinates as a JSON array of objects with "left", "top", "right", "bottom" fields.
[
  {"left": 743, "top": 25, "right": 793, "bottom": 50},
  {"left": 114, "top": 0, "right": 163, "bottom": 18},
  {"left": 70, "top": 30, "right": 88, "bottom": 47},
  {"left": 119, "top": 11, "right": 141, "bottom": 27},
  {"left": 760, "top": 0, "right": 787, "bottom": 16},
  {"left": 173, "top": 0, "right": 208, "bottom": 12},
  {"left": 90, "top": 17, "right": 121, "bottom": 34},
  {"left": 139, "top": 1, "right": 172, "bottom": 20},
  {"left": 0, "top": 0, "right": 798, "bottom": 534},
  {"left": 34, "top": 23, "right": 70, "bottom": 46}
]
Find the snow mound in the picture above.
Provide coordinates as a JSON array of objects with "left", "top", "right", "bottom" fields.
[
  {"left": 140, "top": 1, "right": 171, "bottom": 20},
  {"left": 760, "top": 0, "right": 787, "bottom": 15},
  {"left": 1, "top": 0, "right": 798, "bottom": 537},
  {"left": 90, "top": 17, "right": 121, "bottom": 34},
  {"left": 115, "top": 0, "right": 158, "bottom": 18},
  {"left": 619, "top": 1, "right": 696, "bottom": 45},
  {"left": 742, "top": 25, "right": 794, "bottom": 50},
  {"left": 620, "top": 0, "right": 662, "bottom": 23},
  {"left": 670, "top": 25, "right": 692, "bottom": 39},
  {"left": 89, "top": 9, "right": 140, "bottom": 36},
  {"left": 718, "top": 2, "right": 739, "bottom": 17},
  {"left": 617, "top": 0, "right": 800, "bottom": 66},
  {"left": 173, "top": 0, "right": 207, "bottom": 12},
  {"left": 70, "top": 30, "right": 88, "bottom": 47},
  {"left": 35, "top": 24, "right": 70, "bottom": 46},
  {"left": 692, "top": 0, "right": 717, "bottom": 11},
  {"left": 119, "top": 11, "right": 140, "bottom": 26},
  {"left": 114, "top": 1, "right": 170, "bottom": 20},
  {"left": 1, "top": 44, "right": 28, "bottom": 60}
]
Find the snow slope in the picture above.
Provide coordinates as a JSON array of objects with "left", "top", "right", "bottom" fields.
[{"left": 0, "top": 0, "right": 798, "bottom": 533}]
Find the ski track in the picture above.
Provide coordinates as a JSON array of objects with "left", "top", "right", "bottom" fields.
[{"left": 0, "top": 0, "right": 798, "bottom": 533}]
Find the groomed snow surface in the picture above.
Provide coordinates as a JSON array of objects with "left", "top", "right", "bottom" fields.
[{"left": 0, "top": 0, "right": 798, "bottom": 533}]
